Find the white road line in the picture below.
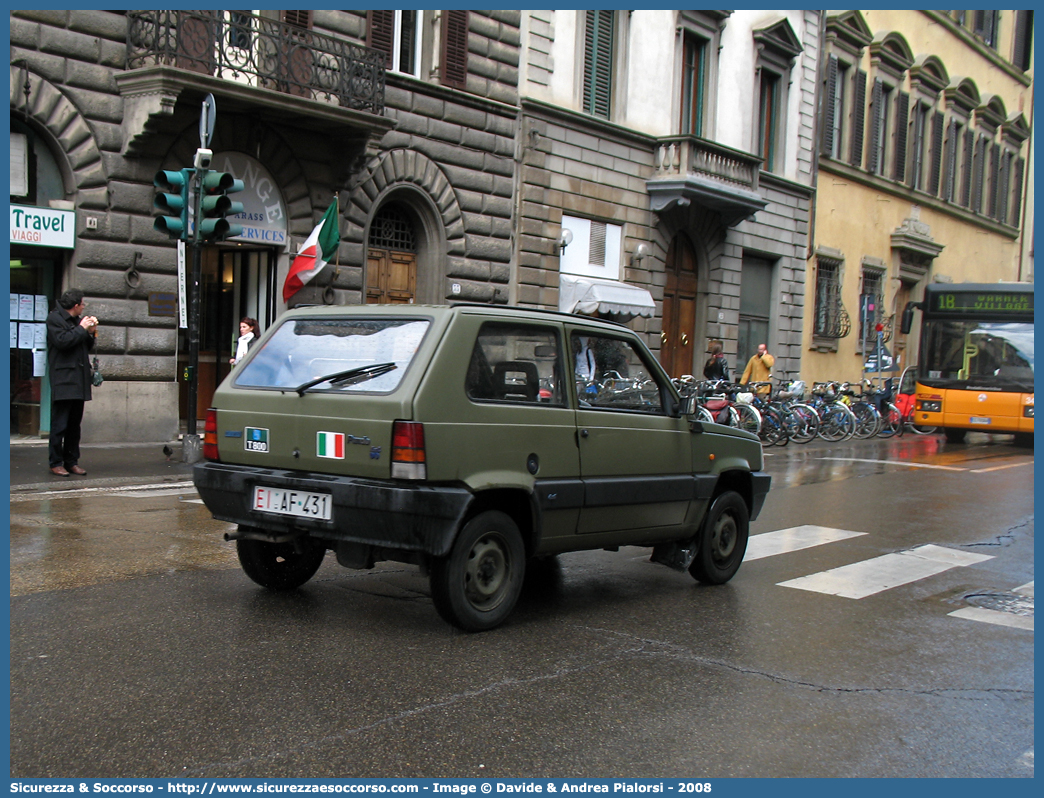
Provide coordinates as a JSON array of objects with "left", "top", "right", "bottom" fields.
[
  {"left": 11, "top": 481, "right": 196, "bottom": 500},
  {"left": 778, "top": 544, "right": 994, "bottom": 599},
  {"left": 1013, "top": 581, "right": 1034, "bottom": 598},
  {"left": 970, "top": 461, "right": 1034, "bottom": 473},
  {"left": 746, "top": 525, "right": 866, "bottom": 561},
  {"left": 948, "top": 607, "right": 1034, "bottom": 631},
  {"left": 817, "top": 457, "right": 968, "bottom": 472}
]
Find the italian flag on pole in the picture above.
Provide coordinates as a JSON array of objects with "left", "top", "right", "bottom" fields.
[
  {"left": 282, "top": 201, "right": 340, "bottom": 303},
  {"left": 317, "top": 431, "right": 346, "bottom": 459}
]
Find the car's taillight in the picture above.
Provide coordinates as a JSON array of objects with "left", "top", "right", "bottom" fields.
[
  {"left": 391, "top": 421, "right": 426, "bottom": 480},
  {"left": 203, "top": 408, "right": 220, "bottom": 462}
]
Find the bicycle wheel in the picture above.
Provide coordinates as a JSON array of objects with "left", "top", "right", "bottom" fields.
[
  {"left": 876, "top": 403, "right": 904, "bottom": 438},
  {"left": 785, "top": 403, "right": 820, "bottom": 444},
  {"left": 850, "top": 401, "right": 881, "bottom": 439},
  {"left": 733, "top": 403, "right": 762, "bottom": 436},
  {"left": 760, "top": 406, "right": 789, "bottom": 446},
  {"left": 818, "top": 403, "right": 855, "bottom": 441}
]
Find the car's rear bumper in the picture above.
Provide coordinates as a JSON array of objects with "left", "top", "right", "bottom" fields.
[
  {"left": 193, "top": 461, "right": 472, "bottom": 556},
  {"left": 750, "top": 472, "right": 771, "bottom": 521}
]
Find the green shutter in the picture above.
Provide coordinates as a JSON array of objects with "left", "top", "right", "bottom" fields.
[{"left": 583, "top": 10, "right": 614, "bottom": 119}]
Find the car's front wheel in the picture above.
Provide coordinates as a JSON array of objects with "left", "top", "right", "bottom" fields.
[
  {"left": 236, "top": 534, "right": 326, "bottom": 591},
  {"left": 430, "top": 511, "right": 526, "bottom": 632},
  {"left": 689, "top": 491, "right": 749, "bottom": 585}
]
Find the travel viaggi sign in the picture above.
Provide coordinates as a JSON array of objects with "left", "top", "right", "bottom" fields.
[{"left": 10, "top": 204, "right": 75, "bottom": 248}]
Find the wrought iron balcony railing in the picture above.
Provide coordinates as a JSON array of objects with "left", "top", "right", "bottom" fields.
[
  {"left": 653, "top": 136, "right": 762, "bottom": 192},
  {"left": 126, "top": 10, "right": 385, "bottom": 114}
]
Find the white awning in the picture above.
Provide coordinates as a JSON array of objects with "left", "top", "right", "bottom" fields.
[{"left": 558, "top": 274, "right": 656, "bottom": 322}]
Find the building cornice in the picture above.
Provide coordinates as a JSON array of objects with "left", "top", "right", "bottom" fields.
[
  {"left": 819, "top": 157, "right": 1020, "bottom": 241},
  {"left": 920, "top": 11, "right": 1033, "bottom": 87}
]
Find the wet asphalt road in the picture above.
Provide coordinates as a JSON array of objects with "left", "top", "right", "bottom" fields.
[{"left": 8, "top": 433, "right": 1034, "bottom": 778}]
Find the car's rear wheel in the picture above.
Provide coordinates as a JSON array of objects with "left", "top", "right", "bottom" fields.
[
  {"left": 944, "top": 427, "right": 967, "bottom": 443},
  {"left": 430, "top": 511, "right": 525, "bottom": 632},
  {"left": 236, "top": 534, "right": 326, "bottom": 591},
  {"left": 689, "top": 491, "right": 749, "bottom": 585}
]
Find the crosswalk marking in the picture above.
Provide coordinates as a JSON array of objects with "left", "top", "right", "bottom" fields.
[
  {"left": 777, "top": 544, "right": 994, "bottom": 599},
  {"left": 948, "top": 606, "right": 1034, "bottom": 631},
  {"left": 746, "top": 525, "right": 866, "bottom": 561}
]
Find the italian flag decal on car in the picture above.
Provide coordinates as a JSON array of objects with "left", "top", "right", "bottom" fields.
[{"left": 316, "top": 431, "right": 346, "bottom": 459}]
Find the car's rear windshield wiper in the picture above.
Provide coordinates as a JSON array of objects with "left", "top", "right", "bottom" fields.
[{"left": 294, "top": 362, "right": 397, "bottom": 396}]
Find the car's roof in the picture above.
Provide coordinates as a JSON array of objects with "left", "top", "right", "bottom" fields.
[{"left": 282, "top": 303, "right": 634, "bottom": 333}]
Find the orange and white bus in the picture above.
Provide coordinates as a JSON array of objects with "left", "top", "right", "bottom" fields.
[{"left": 900, "top": 282, "right": 1033, "bottom": 445}]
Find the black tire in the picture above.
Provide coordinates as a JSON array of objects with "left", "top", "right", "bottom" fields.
[
  {"left": 430, "top": 511, "right": 526, "bottom": 632},
  {"left": 1013, "top": 433, "right": 1033, "bottom": 448},
  {"left": 944, "top": 427, "right": 967, "bottom": 443},
  {"left": 689, "top": 491, "right": 749, "bottom": 585},
  {"left": 236, "top": 535, "right": 327, "bottom": 591}
]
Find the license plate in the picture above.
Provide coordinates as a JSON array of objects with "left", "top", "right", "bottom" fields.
[
  {"left": 969, "top": 417, "right": 992, "bottom": 425},
  {"left": 252, "top": 486, "right": 332, "bottom": 520}
]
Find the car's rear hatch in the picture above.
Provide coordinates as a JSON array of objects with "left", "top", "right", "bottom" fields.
[{"left": 209, "top": 309, "right": 443, "bottom": 479}]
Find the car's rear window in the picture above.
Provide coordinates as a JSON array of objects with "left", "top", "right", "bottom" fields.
[{"left": 233, "top": 317, "right": 429, "bottom": 393}]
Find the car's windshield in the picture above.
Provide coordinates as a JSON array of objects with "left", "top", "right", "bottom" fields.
[
  {"left": 922, "top": 320, "right": 1034, "bottom": 390},
  {"left": 234, "top": 318, "right": 429, "bottom": 393}
]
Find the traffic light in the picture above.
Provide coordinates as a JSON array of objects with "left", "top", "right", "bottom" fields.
[
  {"left": 198, "top": 171, "right": 245, "bottom": 242},
  {"left": 153, "top": 169, "right": 191, "bottom": 239}
]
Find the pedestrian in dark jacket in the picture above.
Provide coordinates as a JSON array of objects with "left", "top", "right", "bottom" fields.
[
  {"left": 703, "top": 344, "right": 730, "bottom": 382},
  {"left": 46, "top": 289, "right": 98, "bottom": 476}
]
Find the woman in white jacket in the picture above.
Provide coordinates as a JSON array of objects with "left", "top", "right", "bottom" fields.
[{"left": 230, "top": 317, "right": 261, "bottom": 365}]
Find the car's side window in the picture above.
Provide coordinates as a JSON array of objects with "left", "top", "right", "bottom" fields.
[
  {"left": 572, "top": 332, "right": 665, "bottom": 414},
  {"left": 466, "top": 323, "right": 563, "bottom": 405}
]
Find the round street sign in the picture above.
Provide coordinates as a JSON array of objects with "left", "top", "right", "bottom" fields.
[{"left": 200, "top": 94, "right": 216, "bottom": 149}]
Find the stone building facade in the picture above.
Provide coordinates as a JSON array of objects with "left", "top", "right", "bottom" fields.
[
  {"left": 805, "top": 10, "right": 1034, "bottom": 386},
  {"left": 11, "top": 9, "right": 831, "bottom": 444},
  {"left": 515, "top": 10, "right": 821, "bottom": 383},
  {"left": 9, "top": 9, "right": 521, "bottom": 441}
]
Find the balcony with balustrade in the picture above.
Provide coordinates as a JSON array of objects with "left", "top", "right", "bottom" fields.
[
  {"left": 115, "top": 10, "right": 394, "bottom": 162},
  {"left": 646, "top": 136, "right": 768, "bottom": 227}
]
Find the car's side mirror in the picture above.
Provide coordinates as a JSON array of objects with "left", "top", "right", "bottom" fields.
[{"left": 681, "top": 395, "right": 699, "bottom": 417}]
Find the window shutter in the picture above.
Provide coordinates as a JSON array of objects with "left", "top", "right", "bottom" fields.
[
  {"left": 928, "top": 111, "right": 945, "bottom": 196},
  {"left": 943, "top": 119, "right": 959, "bottom": 201},
  {"left": 584, "top": 10, "right": 614, "bottom": 119},
  {"left": 987, "top": 143, "right": 1000, "bottom": 218},
  {"left": 971, "top": 135, "right": 986, "bottom": 213},
  {"left": 282, "top": 10, "right": 312, "bottom": 29},
  {"left": 441, "top": 10, "right": 469, "bottom": 90},
  {"left": 589, "top": 222, "right": 606, "bottom": 267},
  {"left": 866, "top": 79, "right": 884, "bottom": 174},
  {"left": 849, "top": 69, "right": 867, "bottom": 167},
  {"left": 1009, "top": 157, "right": 1025, "bottom": 227},
  {"left": 996, "top": 151, "right": 1011, "bottom": 222},
  {"left": 367, "top": 10, "right": 395, "bottom": 69},
  {"left": 960, "top": 128, "right": 975, "bottom": 207},
  {"left": 1012, "top": 11, "right": 1033, "bottom": 71},
  {"left": 893, "top": 91, "right": 909, "bottom": 182},
  {"left": 821, "top": 56, "right": 838, "bottom": 156}
]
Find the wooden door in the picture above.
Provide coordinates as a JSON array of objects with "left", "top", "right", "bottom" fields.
[
  {"left": 661, "top": 234, "right": 698, "bottom": 377},
  {"left": 366, "top": 249, "right": 416, "bottom": 304}
]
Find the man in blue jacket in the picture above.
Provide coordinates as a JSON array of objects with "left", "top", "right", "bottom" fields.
[{"left": 46, "top": 289, "right": 98, "bottom": 476}]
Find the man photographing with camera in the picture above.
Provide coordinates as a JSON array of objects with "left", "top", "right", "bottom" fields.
[{"left": 46, "top": 289, "right": 98, "bottom": 476}]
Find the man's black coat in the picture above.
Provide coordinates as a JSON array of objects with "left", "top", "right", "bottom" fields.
[{"left": 46, "top": 307, "right": 96, "bottom": 402}]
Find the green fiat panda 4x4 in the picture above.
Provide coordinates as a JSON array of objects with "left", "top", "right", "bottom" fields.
[{"left": 193, "top": 304, "right": 770, "bottom": 631}]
